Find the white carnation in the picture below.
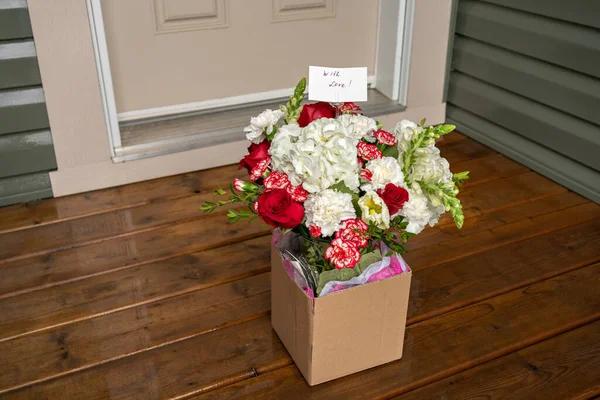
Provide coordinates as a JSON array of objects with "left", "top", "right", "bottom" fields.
[
  {"left": 394, "top": 119, "right": 423, "bottom": 151},
  {"left": 361, "top": 156, "right": 406, "bottom": 192},
  {"left": 338, "top": 113, "right": 378, "bottom": 143},
  {"left": 400, "top": 184, "right": 444, "bottom": 234},
  {"left": 409, "top": 146, "right": 453, "bottom": 184},
  {"left": 304, "top": 189, "right": 356, "bottom": 236},
  {"left": 358, "top": 191, "right": 390, "bottom": 229},
  {"left": 243, "top": 109, "right": 284, "bottom": 144},
  {"left": 270, "top": 118, "right": 359, "bottom": 193}
]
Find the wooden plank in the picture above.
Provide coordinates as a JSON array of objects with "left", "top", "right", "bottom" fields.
[
  {"left": 406, "top": 219, "right": 600, "bottom": 325},
  {"left": 437, "top": 135, "right": 496, "bottom": 164},
  {"left": 0, "top": 130, "right": 56, "bottom": 179},
  {"left": 449, "top": 153, "right": 529, "bottom": 188},
  {"left": 437, "top": 170, "right": 566, "bottom": 226},
  {"left": 0, "top": 210, "right": 272, "bottom": 300},
  {"left": 0, "top": 87, "right": 49, "bottom": 135},
  {"left": 453, "top": 35, "right": 600, "bottom": 126},
  {"left": 0, "top": 164, "right": 245, "bottom": 234},
  {"left": 448, "top": 72, "right": 600, "bottom": 171},
  {"left": 394, "top": 320, "right": 600, "bottom": 400},
  {"left": 447, "top": 105, "right": 600, "bottom": 204},
  {"left": 0, "top": 40, "right": 41, "bottom": 89},
  {"left": 404, "top": 201, "right": 600, "bottom": 271},
  {"left": 5, "top": 316, "right": 290, "bottom": 399},
  {"left": 3, "top": 216, "right": 599, "bottom": 396},
  {"left": 0, "top": 273, "right": 271, "bottom": 393},
  {"left": 0, "top": 235, "right": 271, "bottom": 341},
  {"left": 0, "top": 170, "right": 564, "bottom": 299},
  {"left": 456, "top": 1, "right": 600, "bottom": 79},
  {"left": 410, "top": 191, "right": 587, "bottom": 251},
  {"left": 186, "top": 263, "right": 600, "bottom": 400},
  {"left": 12, "top": 260, "right": 599, "bottom": 399},
  {"left": 0, "top": 186, "right": 254, "bottom": 263},
  {"left": 0, "top": 1, "right": 32, "bottom": 40}
]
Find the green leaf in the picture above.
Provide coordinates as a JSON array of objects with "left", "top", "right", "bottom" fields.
[
  {"left": 420, "top": 118, "right": 426, "bottom": 126},
  {"left": 317, "top": 268, "right": 359, "bottom": 295},
  {"left": 354, "top": 249, "right": 382, "bottom": 274},
  {"left": 328, "top": 181, "right": 355, "bottom": 195},
  {"left": 382, "top": 144, "right": 399, "bottom": 158}
]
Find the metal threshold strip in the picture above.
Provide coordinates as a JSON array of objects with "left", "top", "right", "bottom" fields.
[{"left": 113, "top": 89, "right": 405, "bottom": 163}]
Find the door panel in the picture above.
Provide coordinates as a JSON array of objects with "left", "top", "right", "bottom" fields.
[{"left": 100, "top": 0, "right": 378, "bottom": 113}]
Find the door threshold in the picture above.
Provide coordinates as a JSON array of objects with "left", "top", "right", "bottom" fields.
[{"left": 114, "top": 89, "right": 405, "bottom": 163}]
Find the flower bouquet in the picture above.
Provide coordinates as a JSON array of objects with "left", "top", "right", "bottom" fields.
[{"left": 201, "top": 78, "right": 469, "bottom": 384}]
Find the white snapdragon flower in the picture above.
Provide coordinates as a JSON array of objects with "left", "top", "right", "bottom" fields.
[
  {"left": 409, "top": 146, "right": 453, "bottom": 184},
  {"left": 394, "top": 119, "right": 423, "bottom": 151},
  {"left": 304, "top": 189, "right": 356, "bottom": 237},
  {"left": 358, "top": 191, "right": 390, "bottom": 229},
  {"left": 270, "top": 118, "right": 359, "bottom": 193},
  {"left": 244, "top": 109, "right": 284, "bottom": 144},
  {"left": 400, "top": 184, "right": 444, "bottom": 234},
  {"left": 360, "top": 156, "right": 407, "bottom": 192},
  {"left": 338, "top": 113, "right": 378, "bottom": 143}
]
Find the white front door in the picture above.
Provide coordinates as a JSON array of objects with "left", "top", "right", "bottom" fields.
[{"left": 100, "top": 0, "right": 381, "bottom": 120}]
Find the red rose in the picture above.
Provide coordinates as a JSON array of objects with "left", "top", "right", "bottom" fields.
[
  {"left": 297, "top": 102, "right": 336, "bottom": 127},
  {"left": 239, "top": 142, "right": 270, "bottom": 174},
  {"left": 256, "top": 189, "right": 304, "bottom": 229},
  {"left": 374, "top": 129, "right": 396, "bottom": 146},
  {"left": 377, "top": 183, "right": 409, "bottom": 216},
  {"left": 357, "top": 142, "right": 383, "bottom": 161},
  {"left": 338, "top": 102, "right": 361, "bottom": 114},
  {"left": 325, "top": 238, "right": 361, "bottom": 269}
]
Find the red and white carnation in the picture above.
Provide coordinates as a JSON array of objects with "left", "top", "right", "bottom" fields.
[
  {"left": 357, "top": 142, "right": 383, "bottom": 161},
  {"left": 335, "top": 219, "right": 369, "bottom": 248},
  {"left": 325, "top": 238, "right": 361, "bottom": 269},
  {"left": 374, "top": 129, "right": 396, "bottom": 146},
  {"left": 249, "top": 157, "right": 271, "bottom": 181}
]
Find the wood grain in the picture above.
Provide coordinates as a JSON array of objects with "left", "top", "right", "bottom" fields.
[
  {"left": 404, "top": 201, "right": 600, "bottom": 270},
  {"left": 3, "top": 221, "right": 599, "bottom": 397},
  {"left": 0, "top": 165, "right": 245, "bottom": 235},
  {"left": 0, "top": 236, "right": 271, "bottom": 341},
  {"left": 186, "top": 263, "right": 600, "bottom": 399},
  {"left": 394, "top": 320, "right": 600, "bottom": 400}
]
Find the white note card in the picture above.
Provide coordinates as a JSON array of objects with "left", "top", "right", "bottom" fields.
[{"left": 308, "top": 66, "right": 368, "bottom": 102}]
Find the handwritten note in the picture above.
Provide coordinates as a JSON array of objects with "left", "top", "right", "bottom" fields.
[{"left": 308, "top": 66, "right": 368, "bottom": 102}]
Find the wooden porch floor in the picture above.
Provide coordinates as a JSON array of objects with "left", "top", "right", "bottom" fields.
[{"left": 0, "top": 134, "right": 599, "bottom": 399}]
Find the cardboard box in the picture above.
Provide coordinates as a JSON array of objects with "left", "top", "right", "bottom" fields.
[{"left": 270, "top": 245, "right": 412, "bottom": 386}]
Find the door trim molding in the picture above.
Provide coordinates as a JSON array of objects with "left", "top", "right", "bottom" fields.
[{"left": 86, "top": 0, "right": 121, "bottom": 154}]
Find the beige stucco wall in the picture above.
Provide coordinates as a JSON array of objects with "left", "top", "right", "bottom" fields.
[{"left": 28, "top": 0, "right": 451, "bottom": 197}]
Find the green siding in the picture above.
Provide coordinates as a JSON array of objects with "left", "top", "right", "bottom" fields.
[
  {"left": 447, "top": 0, "right": 600, "bottom": 203},
  {"left": 0, "top": 0, "right": 55, "bottom": 206},
  {"left": 0, "top": 40, "right": 41, "bottom": 89},
  {"left": 456, "top": 1, "right": 600, "bottom": 79},
  {"left": 0, "top": 172, "right": 52, "bottom": 207},
  {"left": 0, "top": 1, "right": 32, "bottom": 40},
  {"left": 0, "top": 130, "right": 56, "bottom": 179}
]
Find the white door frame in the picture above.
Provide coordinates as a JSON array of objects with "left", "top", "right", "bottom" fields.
[{"left": 85, "top": 0, "right": 415, "bottom": 161}]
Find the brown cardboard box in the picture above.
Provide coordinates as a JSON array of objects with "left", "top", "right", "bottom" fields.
[{"left": 270, "top": 245, "right": 412, "bottom": 386}]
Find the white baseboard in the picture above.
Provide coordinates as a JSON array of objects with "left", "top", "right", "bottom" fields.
[{"left": 117, "top": 75, "right": 377, "bottom": 122}]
